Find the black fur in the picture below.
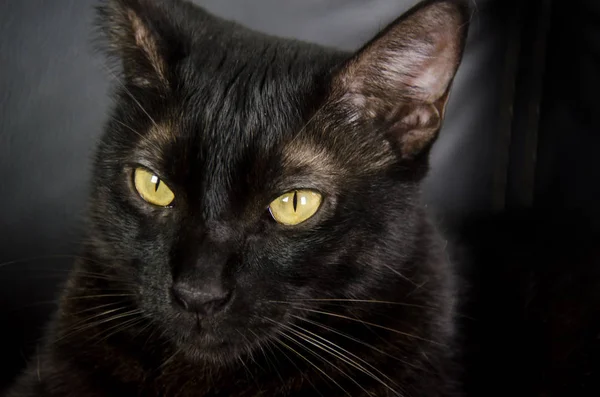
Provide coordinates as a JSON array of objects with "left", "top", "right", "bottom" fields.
[{"left": 6, "top": 0, "right": 469, "bottom": 396}]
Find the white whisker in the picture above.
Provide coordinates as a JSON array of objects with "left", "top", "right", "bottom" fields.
[{"left": 273, "top": 329, "right": 351, "bottom": 397}]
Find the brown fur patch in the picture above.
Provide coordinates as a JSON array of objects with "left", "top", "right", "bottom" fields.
[
  {"left": 282, "top": 140, "right": 336, "bottom": 176},
  {"left": 282, "top": 136, "right": 396, "bottom": 178},
  {"left": 147, "top": 121, "right": 176, "bottom": 145},
  {"left": 132, "top": 120, "right": 178, "bottom": 162},
  {"left": 126, "top": 9, "right": 168, "bottom": 86}
]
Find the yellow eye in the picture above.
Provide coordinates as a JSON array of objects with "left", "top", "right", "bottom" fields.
[
  {"left": 133, "top": 167, "right": 175, "bottom": 207},
  {"left": 269, "top": 190, "right": 322, "bottom": 225}
]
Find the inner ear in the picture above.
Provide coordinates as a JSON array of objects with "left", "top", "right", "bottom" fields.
[
  {"left": 330, "top": 0, "right": 470, "bottom": 159},
  {"left": 388, "top": 101, "right": 442, "bottom": 160}
]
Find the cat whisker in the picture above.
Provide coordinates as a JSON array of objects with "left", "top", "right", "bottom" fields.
[
  {"left": 158, "top": 346, "right": 183, "bottom": 372},
  {"left": 142, "top": 319, "right": 164, "bottom": 350},
  {"left": 296, "top": 308, "right": 442, "bottom": 346},
  {"left": 22, "top": 273, "right": 134, "bottom": 286},
  {"left": 236, "top": 330, "right": 263, "bottom": 372},
  {"left": 286, "top": 322, "right": 404, "bottom": 396},
  {"left": 74, "top": 271, "right": 136, "bottom": 282},
  {"left": 132, "top": 317, "right": 155, "bottom": 341},
  {"left": 379, "top": 263, "right": 421, "bottom": 287},
  {"left": 113, "top": 119, "right": 150, "bottom": 142},
  {"left": 111, "top": 118, "right": 165, "bottom": 153},
  {"left": 268, "top": 298, "right": 434, "bottom": 310},
  {"left": 249, "top": 330, "right": 285, "bottom": 386},
  {"left": 65, "top": 306, "right": 130, "bottom": 331},
  {"left": 71, "top": 301, "right": 129, "bottom": 317},
  {"left": 90, "top": 316, "right": 147, "bottom": 345},
  {"left": 269, "top": 335, "right": 325, "bottom": 397},
  {"left": 237, "top": 355, "right": 254, "bottom": 382},
  {"left": 273, "top": 330, "right": 351, "bottom": 397},
  {"left": 269, "top": 301, "right": 433, "bottom": 343},
  {"left": 292, "top": 296, "right": 473, "bottom": 320},
  {"left": 234, "top": 333, "right": 264, "bottom": 389},
  {"left": 267, "top": 317, "right": 400, "bottom": 396},
  {"left": 343, "top": 306, "right": 420, "bottom": 362},
  {"left": 62, "top": 307, "right": 139, "bottom": 335},
  {"left": 97, "top": 61, "right": 160, "bottom": 130},
  {"left": 288, "top": 104, "right": 325, "bottom": 145},
  {"left": 54, "top": 309, "right": 143, "bottom": 344},
  {"left": 63, "top": 293, "right": 135, "bottom": 301},
  {"left": 26, "top": 303, "right": 127, "bottom": 345},
  {"left": 274, "top": 324, "right": 356, "bottom": 397},
  {"left": 281, "top": 326, "right": 375, "bottom": 392},
  {"left": 291, "top": 315, "right": 417, "bottom": 368},
  {"left": 61, "top": 285, "right": 134, "bottom": 292}
]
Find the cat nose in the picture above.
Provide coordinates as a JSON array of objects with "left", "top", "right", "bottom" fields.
[{"left": 171, "top": 281, "right": 233, "bottom": 316}]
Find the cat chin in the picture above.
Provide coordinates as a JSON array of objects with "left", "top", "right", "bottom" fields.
[
  {"left": 172, "top": 332, "right": 260, "bottom": 366},
  {"left": 160, "top": 315, "right": 285, "bottom": 367}
]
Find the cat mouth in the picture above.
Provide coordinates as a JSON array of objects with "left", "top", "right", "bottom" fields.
[
  {"left": 174, "top": 325, "right": 254, "bottom": 364},
  {"left": 194, "top": 313, "right": 202, "bottom": 331},
  {"left": 171, "top": 311, "right": 241, "bottom": 346},
  {"left": 167, "top": 312, "right": 274, "bottom": 363}
]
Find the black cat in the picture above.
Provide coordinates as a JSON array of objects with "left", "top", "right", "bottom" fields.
[{"left": 6, "top": 0, "right": 469, "bottom": 395}]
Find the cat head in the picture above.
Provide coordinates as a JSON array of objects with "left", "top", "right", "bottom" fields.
[{"left": 89, "top": 0, "right": 469, "bottom": 363}]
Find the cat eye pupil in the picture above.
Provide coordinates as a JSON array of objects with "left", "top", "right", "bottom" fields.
[
  {"left": 268, "top": 189, "right": 322, "bottom": 225},
  {"left": 292, "top": 191, "right": 298, "bottom": 212},
  {"left": 152, "top": 177, "right": 161, "bottom": 192}
]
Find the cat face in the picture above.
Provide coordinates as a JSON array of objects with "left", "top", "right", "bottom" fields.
[{"left": 89, "top": 0, "right": 468, "bottom": 363}]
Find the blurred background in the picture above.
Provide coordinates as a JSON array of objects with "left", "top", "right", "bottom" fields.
[{"left": 1, "top": 0, "right": 599, "bottom": 394}]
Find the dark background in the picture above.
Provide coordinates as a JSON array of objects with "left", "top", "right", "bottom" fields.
[{"left": 1, "top": 0, "right": 598, "bottom": 394}]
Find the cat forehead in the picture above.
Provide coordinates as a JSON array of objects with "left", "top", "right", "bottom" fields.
[
  {"left": 123, "top": 45, "right": 392, "bottom": 174},
  {"left": 131, "top": 111, "right": 395, "bottom": 179}
]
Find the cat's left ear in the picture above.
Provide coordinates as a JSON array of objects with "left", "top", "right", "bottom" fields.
[
  {"left": 331, "top": 0, "right": 470, "bottom": 159},
  {"left": 96, "top": 0, "right": 187, "bottom": 88}
]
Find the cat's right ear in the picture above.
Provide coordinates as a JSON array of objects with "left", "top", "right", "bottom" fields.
[
  {"left": 328, "top": 0, "right": 470, "bottom": 160},
  {"left": 96, "top": 0, "right": 187, "bottom": 88}
]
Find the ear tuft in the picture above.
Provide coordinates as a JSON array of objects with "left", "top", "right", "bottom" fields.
[
  {"left": 331, "top": 0, "right": 470, "bottom": 159},
  {"left": 96, "top": 0, "right": 178, "bottom": 87}
]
